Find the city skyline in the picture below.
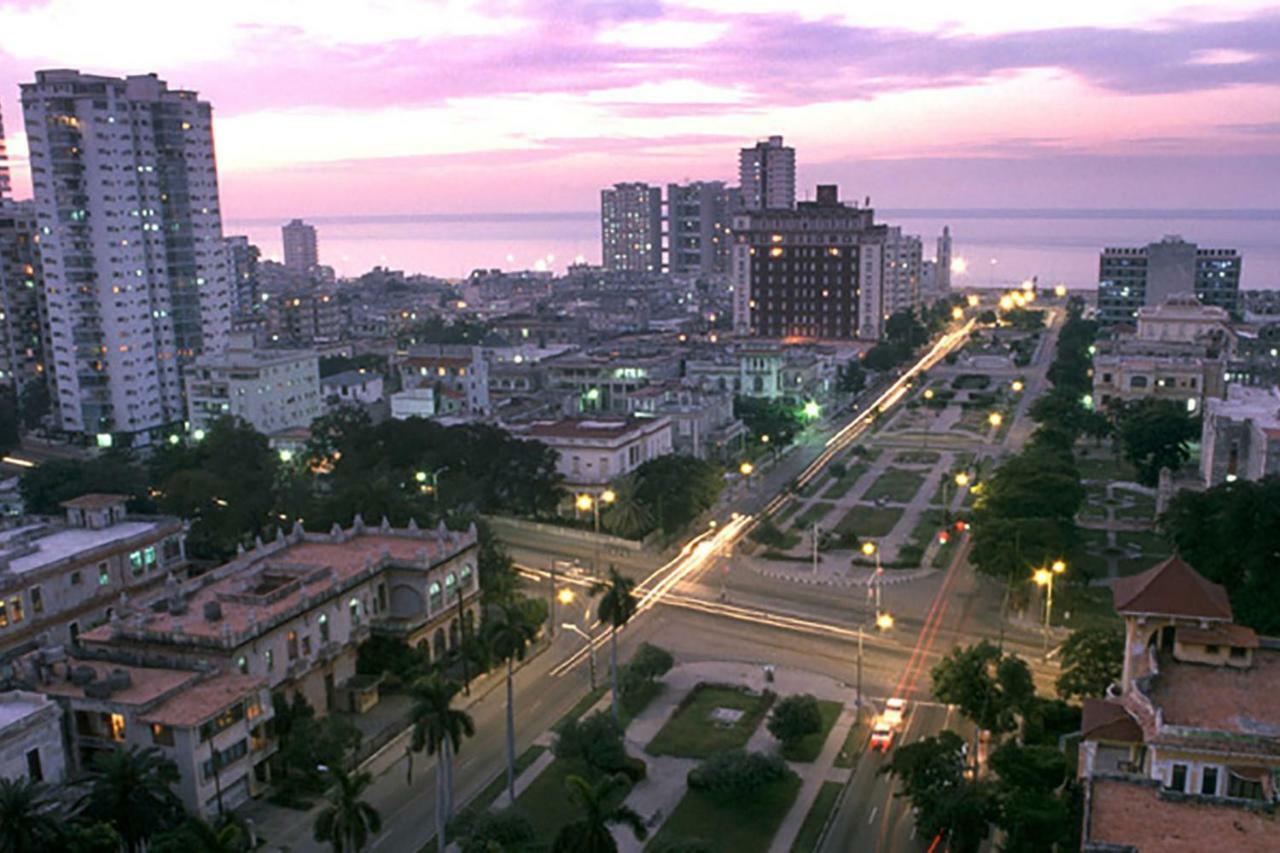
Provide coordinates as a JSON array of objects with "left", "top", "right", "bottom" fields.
[{"left": 0, "top": 1, "right": 1278, "bottom": 223}]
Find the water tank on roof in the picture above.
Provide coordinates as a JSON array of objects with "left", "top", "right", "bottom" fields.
[{"left": 69, "top": 665, "right": 97, "bottom": 686}]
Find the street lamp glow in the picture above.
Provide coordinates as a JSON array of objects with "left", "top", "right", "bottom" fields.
[
  {"left": 1054, "top": 284, "right": 1068, "bottom": 298},
  {"left": 988, "top": 412, "right": 1003, "bottom": 427},
  {"left": 192, "top": 428, "right": 206, "bottom": 442},
  {"left": 557, "top": 588, "right": 576, "bottom": 606},
  {"left": 955, "top": 472, "right": 970, "bottom": 487},
  {"left": 923, "top": 388, "right": 935, "bottom": 400},
  {"left": 966, "top": 294, "right": 980, "bottom": 308},
  {"left": 950, "top": 306, "right": 964, "bottom": 321},
  {"left": 861, "top": 541, "right": 877, "bottom": 557},
  {"left": 760, "top": 434, "right": 770, "bottom": 443},
  {"left": 803, "top": 401, "right": 821, "bottom": 420},
  {"left": 1052, "top": 560, "right": 1067, "bottom": 574},
  {"left": 278, "top": 449, "right": 294, "bottom": 464},
  {"left": 999, "top": 295, "right": 1015, "bottom": 311},
  {"left": 1033, "top": 568, "right": 1053, "bottom": 586},
  {"left": 1011, "top": 380, "right": 1025, "bottom": 392},
  {"left": 575, "top": 494, "right": 593, "bottom": 512},
  {"left": 415, "top": 471, "right": 428, "bottom": 483},
  {"left": 601, "top": 489, "right": 617, "bottom": 505},
  {"left": 875, "top": 612, "right": 895, "bottom": 631},
  {"left": 739, "top": 461, "right": 754, "bottom": 476}
]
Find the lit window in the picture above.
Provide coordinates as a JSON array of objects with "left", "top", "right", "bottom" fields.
[
  {"left": 110, "top": 713, "right": 126, "bottom": 742},
  {"left": 98, "top": 566, "right": 111, "bottom": 586},
  {"left": 318, "top": 613, "right": 330, "bottom": 643}
]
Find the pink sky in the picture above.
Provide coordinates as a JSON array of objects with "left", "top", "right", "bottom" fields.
[{"left": 2, "top": 0, "right": 1280, "bottom": 220}]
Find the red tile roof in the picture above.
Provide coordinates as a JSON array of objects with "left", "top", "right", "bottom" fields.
[
  {"left": 1082, "top": 698, "right": 1142, "bottom": 744},
  {"left": 60, "top": 494, "right": 129, "bottom": 510},
  {"left": 1112, "top": 555, "right": 1233, "bottom": 621},
  {"left": 140, "top": 673, "right": 265, "bottom": 727},
  {"left": 1086, "top": 775, "right": 1280, "bottom": 852},
  {"left": 1178, "top": 623, "right": 1260, "bottom": 649}
]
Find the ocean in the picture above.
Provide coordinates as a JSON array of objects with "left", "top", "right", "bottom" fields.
[{"left": 223, "top": 209, "right": 1280, "bottom": 289}]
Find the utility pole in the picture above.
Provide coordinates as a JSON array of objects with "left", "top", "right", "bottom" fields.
[
  {"left": 856, "top": 625, "right": 864, "bottom": 710},
  {"left": 548, "top": 563, "right": 557, "bottom": 639},
  {"left": 812, "top": 523, "right": 819, "bottom": 574},
  {"left": 456, "top": 582, "right": 470, "bottom": 695}
]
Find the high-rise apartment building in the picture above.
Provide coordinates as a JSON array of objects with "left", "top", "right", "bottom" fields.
[
  {"left": 0, "top": 199, "right": 46, "bottom": 392},
  {"left": 21, "top": 70, "right": 232, "bottom": 443},
  {"left": 666, "top": 181, "right": 730, "bottom": 276},
  {"left": 731, "top": 185, "right": 886, "bottom": 341},
  {"left": 224, "top": 235, "right": 261, "bottom": 317},
  {"left": 0, "top": 102, "right": 10, "bottom": 200},
  {"left": 738, "top": 135, "right": 796, "bottom": 211},
  {"left": 601, "top": 183, "right": 661, "bottom": 273},
  {"left": 1098, "top": 236, "right": 1241, "bottom": 326},
  {"left": 935, "top": 226, "right": 952, "bottom": 293},
  {"left": 281, "top": 218, "right": 318, "bottom": 276},
  {"left": 883, "top": 226, "right": 923, "bottom": 316}
]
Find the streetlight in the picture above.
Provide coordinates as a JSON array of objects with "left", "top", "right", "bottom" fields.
[
  {"left": 415, "top": 466, "right": 448, "bottom": 505},
  {"left": 861, "top": 541, "right": 884, "bottom": 621},
  {"left": 803, "top": 401, "right": 822, "bottom": 420},
  {"left": 951, "top": 306, "right": 964, "bottom": 321},
  {"left": 1033, "top": 560, "right": 1067, "bottom": 657},
  {"left": 558, "top": 587, "right": 598, "bottom": 689},
  {"left": 875, "top": 612, "right": 895, "bottom": 631},
  {"left": 577, "top": 491, "right": 615, "bottom": 573},
  {"left": 1011, "top": 380, "right": 1024, "bottom": 393},
  {"left": 923, "top": 388, "right": 934, "bottom": 400},
  {"left": 739, "top": 461, "right": 754, "bottom": 476},
  {"left": 955, "top": 471, "right": 970, "bottom": 488},
  {"left": 988, "top": 412, "right": 1003, "bottom": 428}
]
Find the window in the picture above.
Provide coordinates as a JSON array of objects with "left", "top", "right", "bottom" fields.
[
  {"left": 1169, "top": 764, "right": 1188, "bottom": 792},
  {"left": 1205, "top": 645, "right": 1220, "bottom": 654},
  {"left": 265, "top": 649, "right": 274, "bottom": 671},
  {"left": 109, "top": 713, "right": 126, "bottom": 742},
  {"left": 70, "top": 570, "right": 82, "bottom": 586},
  {"left": 445, "top": 573, "right": 457, "bottom": 601},
  {"left": 1230, "top": 646, "right": 1247, "bottom": 659},
  {"left": 151, "top": 724, "right": 174, "bottom": 746},
  {"left": 9, "top": 598, "right": 22, "bottom": 624},
  {"left": 318, "top": 613, "right": 330, "bottom": 643},
  {"left": 1202, "top": 766, "right": 1219, "bottom": 795},
  {"left": 25, "top": 749, "right": 42, "bottom": 782},
  {"left": 129, "top": 550, "right": 144, "bottom": 576},
  {"left": 287, "top": 630, "right": 298, "bottom": 661},
  {"left": 1130, "top": 376, "right": 1149, "bottom": 389},
  {"left": 460, "top": 564, "right": 473, "bottom": 589},
  {"left": 98, "top": 565, "right": 111, "bottom": 586},
  {"left": 144, "top": 546, "right": 157, "bottom": 570},
  {"left": 0, "top": 601, "right": 7, "bottom": 628},
  {"left": 349, "top": 597, "right": 362, "bottom": 624},
  {"left": 29, "top": 587, "right": 43, "bottom": 614},
  {"left": 236, "top": 656, "right": 248, "bottom": 674},
  {"left": 1227, "top": 771, "right": 1264, "bottom": 800},
  {"left": 429, "top": 582, "right": 442, "bottom": 611}
]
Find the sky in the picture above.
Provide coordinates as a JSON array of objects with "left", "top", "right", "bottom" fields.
[{"left": 1, "top": 0, "right": 1280, "bottom": 222}]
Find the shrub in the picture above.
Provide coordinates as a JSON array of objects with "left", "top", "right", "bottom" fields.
[
  {"left": 749, "top": 518, "right": 792, "bottom": 549},
  {"left": 687, "top": 750, "right": 791, "bottom": 799},
  {"left": 767, "top": 694, "right": 823, "bottom": 748},
  {"left": 629, "top": 643, "right": 674, "bottom": 680},
  {"left": 452, "top": 807, "right": 536, "bottom": 853}
]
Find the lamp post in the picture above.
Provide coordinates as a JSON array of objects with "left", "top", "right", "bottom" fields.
[
  {"left": 576, "top": 490, "right": 615, "bottom": 575},
  {"left": 861, "top": 541, "right": 883, "bottom": 620},
  {"left": 739, "top": 460, "right": 753, "bottom": 495},
  {"left": 922, "top": 388, "right": 935, "bottom": 448},
  {"left": 415, "top": 465, "right": 449, "bottom": 509},
  {"left": 944, "top": 470, "right": 970, "bottom": 525},
  {"left": 558, "top": 588, "right": 596, "bottom": 690},
  {"left": 1033, "top": 560, "right": 1067, "bottom": 658}
]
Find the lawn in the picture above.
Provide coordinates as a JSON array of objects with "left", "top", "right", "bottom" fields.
[
  {"left": 833, "top": 708, "right": 868, "bottom": 768},
  {"left": 780, "top": 700, "right": 843, "bottom": 763},
  {"left": 832, "top": 505, "right": 904, "bottom": 541},
  {"left": 1116, "top": 530, "right": 1171, "bottom": 558},
  {"left": 1114, "top": 502, "right": 1155, "bottom": 522},
  {"left": 1059, "top": 584, "right": 1122, "bottom": 632},
  {"left": 515, "top": 757, "right": 634, "bottom": 846},
  {"left": 1076, "top": 452, "right": 1139, "bottom": 483},
  {"left": 646, "top": 774, "right": 803, "bottom": 853},
  {"left": 905, "top": 509, "right": 947, "bottom": 552},
  {"left": 790, "top": 781, "right": 843, "bottom": 853},
  {"left": 797, "top": 474, "right": 829, "bottom": 499},
  {"left": 894, "top": 450, "right": 940, "bottom": 466},
  {"left": 793, "top": 501, "right": 836, "bottom": 530},
  {"left": 820, "top": 464, "right": 867, "bottom": 501},
  {"left": 647, "top": 684, "right": 775, "bottom": 759},
  {"left": 862, "top": 469, "right": 925, "bottom": 504},
  {"left": 774, "top": 500, "right": 802, "bottom": 527}
]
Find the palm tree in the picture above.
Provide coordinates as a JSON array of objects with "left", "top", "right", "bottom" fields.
[
  {"left": 77, "top": 745, "right": 184, "bottom": 853},
  {"left": 313, "top": 766, "right": 382, "bottom": 853},
  {"left": 550, "top": 774, "right": 647, "bottom": 853},
  {"left": 595, "top": 566, "right": 638, "bottom": 723},
  {"left": 150, "top": 816, "right": 247, "bottom": 853},
  {"left": 0, "top": 777, "right": 63, "bottom": 852},
  {"left": 486, "top": 599, "right": 541, "bottom": 804},
  {"left": 408, "top": 674, "right": 475, "bottom": 853},
  {"left": 601, "top": 475, "right": 652, "bottom": 539}
]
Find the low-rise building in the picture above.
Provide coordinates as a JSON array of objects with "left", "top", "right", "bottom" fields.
[
  {"left": 0, "top": 690, "right": 65, "bottom": 783},
  {"left": 1077, "top": 556, "right": 1280, "bottom": 850},
  {"left": 390, "top": 387, "right": 436, "bottom": 420},
  {"left": 1091, "top": 349, "right": 1225, "bottom": 415},
  {"left": 322, "top": 369, "right": 385, "bottom": 407},
  {"left": 1200, "top": 385, "right": 1280, "bottom": 486},
  {"left": 0, "top": 494, "right": 186, "bottom": 655},
  {"left": 520, "top": 416, "right": 673, "bottom": 491},
  {"left": 185, "top": 334, "right": 322, "bottom": 435},
  {"left": 541, "top": 347, "right": 681, "bottom": 414},
  {"left": 395, "top": 346, "right": 490, "bottom": 416},
  {"left": 626, "top": 384, "right": 744, "bottom": 460}
]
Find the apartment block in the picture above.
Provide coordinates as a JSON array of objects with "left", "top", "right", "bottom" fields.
[
  {"left": 666, "top": 181, "right": 730, "bottom": 276},
  {"left": 224, "top": 236, "right": 261, "bottom": 318},
  {"left": 0, "top": 494, "right": 186, "bottom": 655},
  {"left": 281, "top": 219, "right": 318, "bottom": 277},
  {"left": 601, "top": 183, "right": 662, "bottom": 273},
  {"left": 0, "top": 690, "right": 65, "bottom": 784},
  {"left": 731, "top": 184, "right": 886, "bottom": 341},
  {"left": 883, "top": 226, "right": 923, "bottom": 316},
  {"left": 22, "top": 70, "right": 233, "bottom": 443},
  {"left": 1200, "top": 385, "right": 1280, "bottom": 486},
  {"left": 395, "top": 345, "right": 490, "bottom": 416},
  {"left": 184, "top": 333, "right": 322, "bottom": 435},
  {"left": 739, "top": 135, "right": 795, "bottom": 211},
  {"left": 1098, "top": 236, "right": 1242, "bottom": 326},
  {"left": 0, "top": 199, "right": 46, "bottom": 391}
]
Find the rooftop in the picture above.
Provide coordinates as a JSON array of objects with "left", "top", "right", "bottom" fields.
[
  {"left": 40, "top": 659, "right": 195, "bottom": 707},
  {"left": 140, "top": 673, "right": 265, "bottom": 727},
  {"left": 1205, "top": 385, "right": 1280, "bottom": 425},
  {"left": 323, "top": 369, "right": 381, "bottom": 387},
  {"left": 1086, "top": 775, "right": 1280, "bottom": 852},
  {"left": 1, "top": 519, "right": 175, "bottom": 578},
  {"left": 0, "top": 690, "right": 55, "bottom": 731},
  {"left": 1147, "top": 646, "right": 1280, "bottom": 740},
  {"left": 1082, "top": 698, "right": 1142, "bottom": 744},
  {"left": 1112, "top": 556, "right": 1233, "bottom": 622},
  {"left": 524, "top": 416, "right": 667, "bottom": 441},
  {"left": 61, "top": 494, "right": 129, "bottom": 511}
]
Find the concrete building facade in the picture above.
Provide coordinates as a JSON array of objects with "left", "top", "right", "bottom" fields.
[
  {"left": 0, "top": 199, "right": 46, "bottom": 392},
  {"left": 0, "top": 690, "right": 65, "bottom": 784},
  {"left": 601, "top": 183, "right": 662, "bottom": 273},
  {"left": 666, "top": 181, "right": 730, "bottom": 276},
  {"left": 281, "top": 219, "right": 318, "bottom": 277},
  {"left": 184, "top": 333, "right": 322, "bottom": 435},
  {"left": 883, "top": 226, "right": 923, "bottom": 316},
  {"left": 738, "top": 135, "right": 795, "bottom": 211},
  {"left": 1098, "top": 236, "right": 1242, "bottom": 326},
  {"left": 21, "top": 70, "right": 233, "bottom": 444},
  {"left": 224, "top": 236, "right": 260, "bottom": 319},
  {"left": 523, "top": 416, "right": 673, "bottom": 491},
  {"left": 1200, "top": 385, "right": 1280, "bottom": 486}
]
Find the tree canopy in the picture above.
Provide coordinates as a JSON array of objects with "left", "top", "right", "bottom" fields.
[
  {"left": 1115, "top": 398, "right": 1199, "bottom": 486},
  {"left": 931, "top": 641, "right": 1035, "bottom": 736},
  {"left": 1055, "top": 627, "right": 1124, "bottom": 701}
]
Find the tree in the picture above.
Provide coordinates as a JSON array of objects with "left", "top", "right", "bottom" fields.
[
  {"left": 989, "top": 743, "right": 1072, "bottom": 853},
  {"left": 19, "top": 453, "right": 152, "bottom": 515},
  {"left": 733, "top": 396, "right": 802, "bottom": 447},
  {"left": 837, "top": 360, "right": 866, "bottom": 395},
  {"left": 0, "top": 387, "right": 18, "bottom": 457},
  {"left": 1055, "top": 627, "right": 1124, "bottom": 700},
  {"left": 633, "top": 455, "right": 722, "bottom": 536},
  {"left": 151, "top": 817, "right": 248, "bottom": 853},
  {"left": 766, "top": 694, "right": 822, "bottom": 750},
  {"left": 881, "top": 730, "right": 996, "bottom": 853},
  {"left": 1115, "top": 398, "right": 1199, "bottom": 486},
  {"left": 452, "top": 807, "right": 536, "bottom": 853},
  {"left": 1161, "top": 477, "right": 1280, "bottom": 633},
  {"left": 408, "top": 674, "right": 475, "bottom": 853},
  {"left": 931, "top": 642, "right": 1035, "bottom": 737},
  {"left": 486, "top": 600, "right": 541, "bottom": 804},
  {"left": 76, "top": 745, "right": 185, "bottom": 853},
  {"left": 595, "top": 566, "right": 638, "bottom": 723},
  {"left": 553, "top": 711, "right": 638, "bottom": 780},
  {"left": 0, "top": 777, "right": 63, "bottom": 853},
  {"left": 313, "top": 766, "right": 382, "bottom": 853},
  {"left": 627, "top": 643, "right": 673, "bottom": 680},
  {"left": 477, "top": 521, "right": 519, "bottom": 604},
  {"left": 600, "top": 474, "right": 653, "bottom": 539},
  {"left": 18, "top": 380, "right": 51, "bottom": 432},
  {"left": 687, "top": 750, "right": 790, "bottom": 798},
  {"left": 550, "top": 774, "right": 647, "bottom": 853}
]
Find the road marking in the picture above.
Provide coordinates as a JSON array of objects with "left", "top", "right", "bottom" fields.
[{"left": 868, "top": 806, "right": 879, "bottom": 825}]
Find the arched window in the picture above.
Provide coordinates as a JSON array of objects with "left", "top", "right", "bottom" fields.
[
  {"left": 445, "top": 573, "right": 457, "bottom": 601},
  {"left": 460, "top": 563, "right": 474, "bottom": 589},
  {"left": 428, "top": 582, "right": 442, "bottom": 611},
  {"left": 349, "top": 597, "right": 362, "bottom": 624}
]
